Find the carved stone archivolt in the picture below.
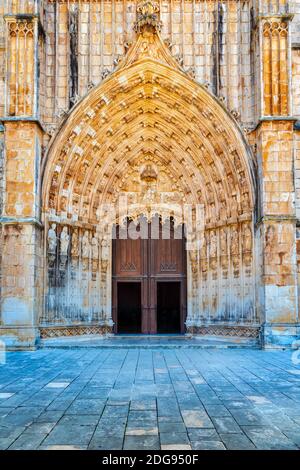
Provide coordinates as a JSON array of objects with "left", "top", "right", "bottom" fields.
[{"left": 41, "top": 2, "right": 256, "bottom": 332}]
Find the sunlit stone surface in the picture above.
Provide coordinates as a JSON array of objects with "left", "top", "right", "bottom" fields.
[{"left": 0, "top": 1, "right": 300, "bottom": 348}]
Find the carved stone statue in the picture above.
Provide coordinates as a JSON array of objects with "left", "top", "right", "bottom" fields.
[
  {"left": 60, "top": 226, "right": 70, "bottom": 256},
  {"left": 91, "top": 235, "right": 99, "bottom": 260},
  {"left": 82, "top": 231, "right": 90, "bottom": 258},
  {"left": 220, "top": 228, "right": 227, "bottom": 255},
  {"left": 209, "top": 230, "right": 217, "bottom": 258},
  {"left": 101, "top": 238, "right": 110, "bottom": 260},
  {"left": 47, "top": 223, "right": 57, "bottom": 253},
  {"left": 71, "top": 230, "right": 79, "bottom": 257},
  {"left": 200, "top": 234, "right": 207, "bottom": 259},
  {"left": 242, "top": 224, "right": 252, "bottom": 252},
  {"left": 231, "top": 226, "right": 239, "bottom": 255},
  {"left": 241, "top": 191, "right": 250, "bottom": 211}
]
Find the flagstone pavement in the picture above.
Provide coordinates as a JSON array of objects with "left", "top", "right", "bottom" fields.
[{"left": 1, "top": 348, "right": 300, "bottom": 450}]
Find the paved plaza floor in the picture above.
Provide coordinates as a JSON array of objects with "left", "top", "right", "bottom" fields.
[{"left": 0, "top": 347, "right": 300, "bottom": 450}]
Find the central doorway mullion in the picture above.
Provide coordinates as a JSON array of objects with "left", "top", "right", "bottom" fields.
[{"left": 147, "top": 221, "right": 157, "bottom": 334}]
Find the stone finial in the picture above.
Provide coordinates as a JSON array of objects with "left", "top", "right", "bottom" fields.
[{"left": 133, "top": 1, "right": 163, "bottom": 34}]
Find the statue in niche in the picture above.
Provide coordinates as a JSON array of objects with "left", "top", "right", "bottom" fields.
[
  {"left": 82, "top": 231, "right": 90, "bottom": 258},
  {"left": 47, "top": 223, "right": 57, "bottom": 254},
  {"left": 220, "top": 228, "right": 227, "bottom": 255},
  {"left": 72, "top": 198, "right": 79, "bottom": 215},
  {"left": 209, "top": 230, "right": 217, "bottom": 258},
  {"left": 242, "top": 224, "right": 252, "bottom": 252},
  {"left": 231, "top": 194, "right": 239, "bottom": 218},
  {"left": 101, "top": 238, "right": 110, "bottom": 271},
  {"left": 231, "top": 226, "right": 239, "bottom": 255},
  {"left": 241, "top": 191, "right": 250, "bottom": 211},
  {"left": 60, "top": 227, "right": 70, "bottom": 256},
  {"left": 91, "top": 235, "right": 99, "bottom": 260},
  {"left": 60, "top": 197, "right": 67, "bottom": 212},
  {"left": 71, "top": 230, "right": 79, "bottom": 257},
  {"left": 206, "top": 183, "right": 214, "bottom": 204},
  {"left": 239, "top": 171, "right": 246, "bottom": 188},
  {"left": 219, "top": 199, "right": 227, "bottom": 221},
  {"left": 200, "top": 234, "right": 207, "bottom": 259},
  {"left": 210, "top": 202, "right": 216, "bottom": 222},
  {"left": 227, "top": 174, "right": 236, "bottom": 195}
]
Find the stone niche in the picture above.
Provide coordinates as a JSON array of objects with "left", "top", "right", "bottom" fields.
[
  {"left": 41, "top": 222, "right": 112, "bottom": 335},
  {"left": 186, "top": 222, "right": 259, "bottom": 336}
]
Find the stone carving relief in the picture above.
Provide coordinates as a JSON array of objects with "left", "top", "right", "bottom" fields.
[
  {"left": 42, "top": 5, "right": 256, "bottom": 332},
  {"left": 134, "top": 1, "right": 163, "bottom": 34},
  {"left": 82, "top": 231, "right": 91, "bottom": 259},
  {"left": 60, "top": 227, "right": 70, "bottom": 256},
  {"left": 45, "top": 225, "right": 111, "bottom": 326},
  {"left": 71, "top": 230, "right": 79, "bottom": 257},
  {"left": 47, "top": 223, "right": 57, "bottom": 254},
  {"left": 59, "top": 226, "right": 69, "bottom": 271},
  {"left": 91, "top": 235, "right": 99, "bottom": 261}
]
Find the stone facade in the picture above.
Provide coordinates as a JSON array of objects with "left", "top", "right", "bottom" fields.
[{"left": 0, "top": 0, "right": 300, "bottom": 349}]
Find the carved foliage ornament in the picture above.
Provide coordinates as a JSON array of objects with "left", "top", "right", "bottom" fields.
[{"left": 134, "top": 1, "right": 163, "bottom": 34}]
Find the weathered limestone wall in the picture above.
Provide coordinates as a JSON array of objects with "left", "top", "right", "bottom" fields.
[
  {"left": 186, "top": 222, "right": 257, "bottom": 332},
  {"left": 42, "top": 224, "right": 111, "bottom": 330},
  {"left": 255, "top": 0, "right": 299, "bottom": 347},
  {"left": 0, "top": 122, "right": 44, "bottom": 348},
  {"left": 0, "top": 2, "right": 5, "bottom": 118},
  {"left": 0, "top": 2, "right": 44, "bottom": 348},
  {"left": 0, "top": 223, "right": 43, "bottom": 348},
  {"left": 39, "top": 0, "right": 256, "bottom": 129},
  {"left": 0, "top": 0, "right": 300, "bottom": 347},
  {"left": 40, "top": 21, "right": 257, "bottom": 339}
]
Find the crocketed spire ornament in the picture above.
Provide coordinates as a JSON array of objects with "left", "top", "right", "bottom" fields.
[{"left": 133, "top": 1, "right": 163, "bottom": 34}]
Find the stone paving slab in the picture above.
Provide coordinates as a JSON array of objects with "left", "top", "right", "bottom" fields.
[{"left": 0, "top": 348, "right": 299, "bottom": 450}]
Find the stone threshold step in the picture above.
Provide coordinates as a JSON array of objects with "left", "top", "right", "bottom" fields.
[{"left": 39, "top": 334, "right": 259, "bottom": 349}]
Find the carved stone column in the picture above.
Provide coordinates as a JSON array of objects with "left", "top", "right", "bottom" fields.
[
  {"left": 185, "top": 249, "right": 199, "bottom": 331},
  {"left": 100, "top": 237, "right": 114, "bottom": 330},
  {"left": 0, "top": 10, "right": 43, "bottom": 349},
  {"left": 255, "top": 2, "right": 299, "bottom": 347}
]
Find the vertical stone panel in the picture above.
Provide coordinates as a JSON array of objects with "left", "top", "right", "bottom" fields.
[
  {"left": 292, "top": 48, "right": 300, "bottom": 117},
  {"left": 295, "top": 130, "right": 300, "bottom": 221},
  {"left": 40, "top": 0, "right": 257, "bottom": 127},
  {"left": 262, "top": 19, "right": 289, "bottom": 116},
  {"left": 43, "top": 222, "right": 112, "bottom": 329},
  {"left": 0, "top": 1, "right": 5, "bottom": 116},
  {"left": 3, "top": 122, "right": 42, "bottom": 218},
  {"left": 0, "top": 4, "right": 43, "bottom": 349},
  {"left": 0, "top": 223, "right": 43, "bottom": 348},
  {"left": 256, "top": 2, "right": 298, "bottom": 346},
  {"left": 5, "top": 18, "right": 37, "bottom": 117},
  {"left": 56, "top": 2, "right": 69, "bottom": 113}
]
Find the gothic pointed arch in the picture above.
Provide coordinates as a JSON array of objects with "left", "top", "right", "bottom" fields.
[{"left": 41, "top": 4, "right": 258, "bottom": 336}]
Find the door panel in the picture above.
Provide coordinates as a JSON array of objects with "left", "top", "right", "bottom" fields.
[
  {"left": 112, "top": 220, "right": 186, "bottom": 334},
  {"left": 114, "top": 237, "right": 143, "bottom": 277},
  {"left": 157, "top": 282, "right": 181, "bottom": 333},
  {"left": 117, "top": 282, "right": 141, "bottom": 333},
  {"left": 151, "top": 223, "right": 185, "bottom": 276}
]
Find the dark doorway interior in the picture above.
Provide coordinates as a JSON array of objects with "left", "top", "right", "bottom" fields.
[
  {"left": 157, "top": 282, "right": 181, "bottom": 334},
  {"left": 117, "top": 282, "right": 141, "bottom": 333}
]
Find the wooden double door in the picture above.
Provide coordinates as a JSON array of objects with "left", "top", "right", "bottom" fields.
[{"left": 112, "top": 220, "right": 187, "bottom": 334}]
